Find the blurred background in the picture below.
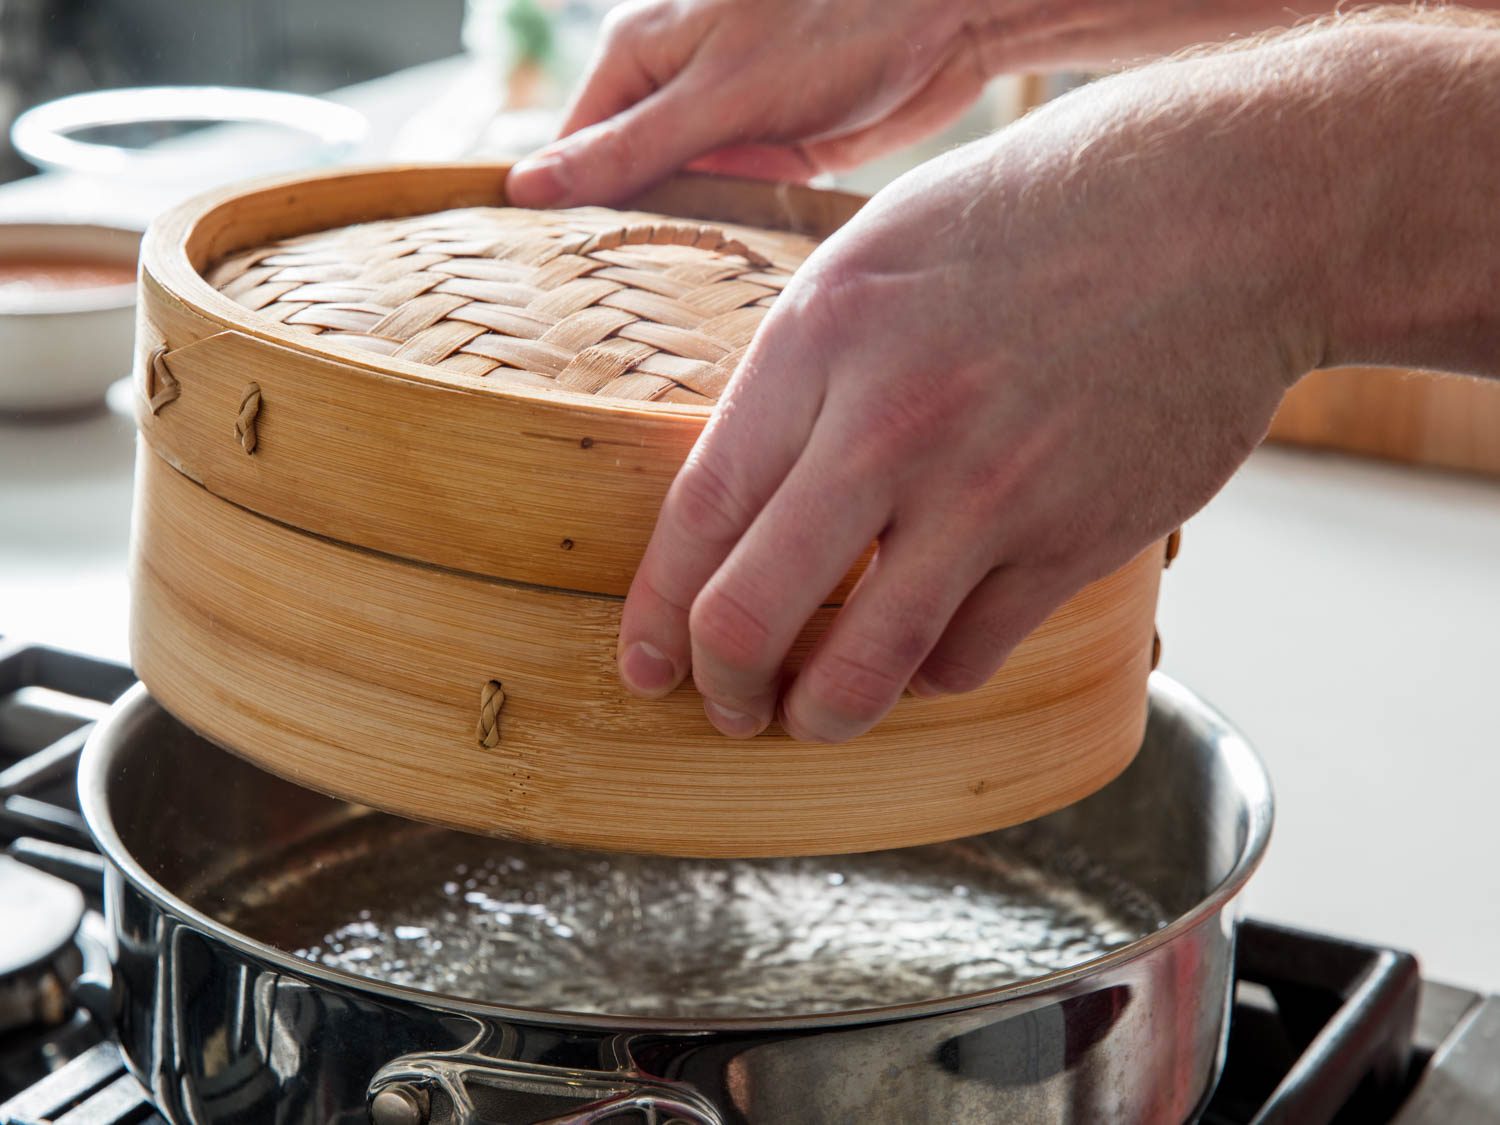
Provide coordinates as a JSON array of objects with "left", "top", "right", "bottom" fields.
[
  {"left": 0, "top": 0, "right": 462, "bottom": 181},
  {"left": 0, "top": 0, "right": 1498, "bottom": 1003},
  {"left": 0, "top": 0, "right": 1030, "bottom": 193}
]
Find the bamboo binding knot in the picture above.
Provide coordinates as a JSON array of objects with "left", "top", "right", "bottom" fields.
[
  {"left": 235, "top": 383, "right": 262, "bottom": 454},
  {"left": 145, "top": 346, "right": 180, "bottom": 415},
  {"left": 574, "top": 222, "right": 772, "bottom": 268},
  {"left": 476, "top": 679, "right": 506, "bottom": 748}
]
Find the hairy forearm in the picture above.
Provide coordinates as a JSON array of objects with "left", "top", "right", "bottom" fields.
[
  {"left": 969, "top": 0, "right": 1500, "bottom": 74},
  {"left": 994, "top": 12, "right": 1500, "bottom": 381},
  {"left": 1276, "top": 20, "right": 1500, "bottom": 375}
]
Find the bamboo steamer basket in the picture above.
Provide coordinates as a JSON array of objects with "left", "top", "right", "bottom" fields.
[{"left": 130, "top": 163, "right": 1168, "bottom": 858}]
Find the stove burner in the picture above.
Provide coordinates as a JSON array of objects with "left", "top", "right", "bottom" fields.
[
  {"left": 0, "top": 857, "right": 83, "bottom": 1036},
  {"left": 1, "top": 1041, "right": 164, "bottom": 1125}
]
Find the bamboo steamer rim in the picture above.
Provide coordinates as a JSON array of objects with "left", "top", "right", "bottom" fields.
[
  {"left": 134, "top": 163, "right": 868, "bottom": 596},
  {"left": 143, "top": 162, "right": 863, "bottom": 420}
]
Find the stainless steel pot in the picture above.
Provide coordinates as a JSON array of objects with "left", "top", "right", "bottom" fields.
[{"left": 78, "top": 675, "right": 1272, "bottom": 1125}]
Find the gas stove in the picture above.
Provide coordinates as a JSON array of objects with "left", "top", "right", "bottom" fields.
[{"left": 0, "top": 637, "right": 1494, "bottom": 1125}]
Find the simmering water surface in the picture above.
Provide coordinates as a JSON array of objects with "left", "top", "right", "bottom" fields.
[{"left": 224, "top": 821, "right": 1166, "bottom": 1019}]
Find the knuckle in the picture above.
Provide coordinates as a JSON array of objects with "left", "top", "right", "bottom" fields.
[
  {"left": 917, "top": 654, "right": 994, "bottom": 696},
  {"left": 802, "top": 646, "right": 911, "bottom": 725},
  {"left": 787, "top": 258, "right": 867, "bottom": 344},
  {"left": 842, "top": 395, "right": 938, "bottom": 475},
  {"left": 636, "top": 569, "right": 692, "bottom": 616},
  {"left": 799, "top": 334, "right": 976, "bottom": 481},
  {"left": 581, "top": 115, "right": 636, "bottom": 165},
  {"left": 669, "top": 456, "right": 752, "bottom": 544},
  {"left": 690, "top": 583, "right": 775, "bottom": 677},
  {"left": 760, "top": 261, "right": 865, "bottom": 371},
  {"left": 599, "top": 1, "right": 653, "bottom": 41},
  {"left": 601, "top": 0, "right": 706, "bottom": 63}
]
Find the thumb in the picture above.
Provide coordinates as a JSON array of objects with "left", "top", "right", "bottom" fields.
[{"left": 508, "top": 78, "right": 748, "bottom": 208}]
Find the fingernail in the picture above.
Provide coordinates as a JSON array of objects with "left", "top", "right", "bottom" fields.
[
  {"left": 775, "top": 699, "right": 805, "bottom": 740},
  {"left": 706, "top": 700, "right": 762, "bottom": 739},
  {"left": 907, "top": 674, "right": 944, "bottom": 699},
  {"left": 620, "top": 641, "right": 677, "bottom": 697},
  {"left": 509, "top": 152, "right": 572, "bottom": 207},
  {"left": 775, "top": 698, "right": 826, "bottom": 743}
]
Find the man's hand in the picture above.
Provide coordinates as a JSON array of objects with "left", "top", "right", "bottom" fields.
[
  {"left": 506, "top": 0, "right": 1484, "bottom": 210},
  {"left": 613, "top": 36, "right": 1365, "bottom": 741},
  {"left": 615, "top": 15, "right": 1500, "bottom": 741},
  {"left": 582, "top": 13, "right": 1500, "bottom": 743},
  {"left": 507, "top": 0, "right": 996, "bottom": 206}
]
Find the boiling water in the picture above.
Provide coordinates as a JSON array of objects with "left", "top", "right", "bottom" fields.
[{"left": 226, "top": 824, "right": 1166, "bottom": 1019}]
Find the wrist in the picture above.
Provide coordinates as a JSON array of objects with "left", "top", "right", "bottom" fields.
[
  {"left": 963, "top": 0, "right": 1343, "bottom": 77},
  {"left": 1090, "top": 18, "right": 1500, "bottom": 388},
  {"left": 1292, "top": 21, "right": 1500, "bottom": 376}
]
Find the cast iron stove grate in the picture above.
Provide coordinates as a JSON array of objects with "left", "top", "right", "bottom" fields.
[{"left": 0, "top": 640, "right": 1493, "bottom": 1125}]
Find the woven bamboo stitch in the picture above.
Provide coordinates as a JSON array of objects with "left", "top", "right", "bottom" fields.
[{"left": 206, "top": 206, "right": 818, "bottom": 406}]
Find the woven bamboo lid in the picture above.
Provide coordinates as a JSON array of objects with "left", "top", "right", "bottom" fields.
[
  {"left": 205, "top": 206, "right": 815, "bottom": 408},
  {"left": 128, "top": 164, "right": 1166, "bottom": 858},
  {"left": 136, "top": 167, "right": 859, "bottom": 597}
]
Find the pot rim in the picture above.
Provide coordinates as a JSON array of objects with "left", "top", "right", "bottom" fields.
[{"left": 79, "top": 673, "right": 1273, "bottom": 1033}]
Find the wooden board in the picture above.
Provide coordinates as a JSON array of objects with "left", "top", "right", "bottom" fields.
[
  {"left": 131, "top": 448, "right": 1163, "bottom": 858},
  {"left": 1269, "top": 367, "right": 1500, "bottom": 476}
]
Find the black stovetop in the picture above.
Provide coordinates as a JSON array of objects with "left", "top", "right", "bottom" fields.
[{"left": 0, "top": 639, "right": 1494, "bottom": 1125}]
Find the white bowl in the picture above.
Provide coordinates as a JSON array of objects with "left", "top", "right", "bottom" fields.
[{"left": 0, "top": 222, "right": 141, "bottom": 413}]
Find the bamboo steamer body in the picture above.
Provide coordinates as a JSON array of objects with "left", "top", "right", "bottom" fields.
[{"left": 131, "top": 164, "right": 1165, "bottom": 857}]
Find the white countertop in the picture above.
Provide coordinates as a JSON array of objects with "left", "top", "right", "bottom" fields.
[
  {"left": 1157, "top": 446, "right": 1500, "bottom": 991},
  {"left": 3, "top": 60, "right": 1498, "bottom": 992},
  {"left": 0, "top": 391, "right": 136, "bottom": 662}
]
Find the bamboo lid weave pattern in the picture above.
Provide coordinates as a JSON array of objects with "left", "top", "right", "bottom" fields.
[{"left": 204, "top": 206, "right": 819, "bottom": 406}]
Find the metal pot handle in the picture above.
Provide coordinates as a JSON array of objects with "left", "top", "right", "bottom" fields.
[{"left": 369, "top": 1051, "right": 722, "bottom": 1125}]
